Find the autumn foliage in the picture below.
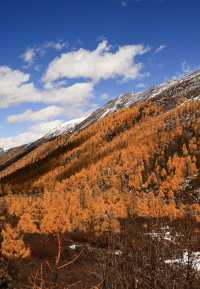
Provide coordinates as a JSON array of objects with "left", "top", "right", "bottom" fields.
[{"left": 1, "top": 99, "right": 200, "bottom": 255}]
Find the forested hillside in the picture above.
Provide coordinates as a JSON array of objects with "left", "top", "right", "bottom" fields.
[
  {"left": 1, "top": 96, "right": 200, "bottom": 236},
  {"left": 1, "top": 71, "right": 200, "bottom": 288}
]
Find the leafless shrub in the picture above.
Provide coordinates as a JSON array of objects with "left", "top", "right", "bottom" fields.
[{"left": 101, "top": 218, "right": 200, "bottom": 289}]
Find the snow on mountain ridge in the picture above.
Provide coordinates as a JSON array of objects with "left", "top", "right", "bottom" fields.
[
  {"left": 44, "top": 116, "right": 87, "bottom": 139},
  {"left": 2, "top": 69, "right": 200, "bottom": 153},
  {"left": 1, "top": 69, "right": 200, "bottom": 172}
]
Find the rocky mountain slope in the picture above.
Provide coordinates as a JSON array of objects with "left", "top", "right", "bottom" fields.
[
  {"left": 0, "top": 69, "right": 200, "bottom": 175},
  {"left": 1, "top": 69, "right": 200, "bottom": 241}
]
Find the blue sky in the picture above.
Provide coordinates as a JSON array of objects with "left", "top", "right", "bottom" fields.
[{"left": 0, "top": 0, "right": 200, "bottom": 149}]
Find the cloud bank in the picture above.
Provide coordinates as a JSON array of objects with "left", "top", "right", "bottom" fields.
[
  {"left": 0, "top": 120, "right": 65, "bottom": 149},
  {"left": 7, "top": 106, "right": 64, "bottom": 124},
  {"left": 44, "top": 41, "right": 148, "bottom": 84},
  {"left": 0, "top": 66, "right": 94, "bottom": 108},
  {"left": 0, "top": 40, "right": 150, "bottom": 149}
]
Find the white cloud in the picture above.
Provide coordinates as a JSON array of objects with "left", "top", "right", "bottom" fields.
[
  {"left": 136, "top": 82, "right": 146, "bottom": 89},
  {"left": 21, "top": 48, "right": 37, "bottom": 66},
  {"left": 0, "top": 40, "right": 151, "bottom": 149},
  {"left": 96, "top": 35, "right": 107, "bottom": 42},
  {"left": 155, "top": 44, "right": 167, "bottom": 53},
  {"left": 121, "top": 1, "right": 128, "bottom": 7},
  {"left": 121, "top": 0, "right": 144, "bottom": 6},
  {"left": 44, "top": 41, "right": 67, "bottom": 51},
  {"left": 101, "top": 93, "right": 109, "bottom": 100},
  {"left": 0, "top": 66, "right": 94, "bottom": 110},
  {"left": 171, "top": 61, "right": 194, "bottom": 80},
  {"left": 0, "top": 116, "right": 89, "bottom": 150},
  {"left": 181, "top": 61, "right": 192, "bottom": 74},
  {"left": 42, "top": 82, "right": 94, "bottom": 106},
  {"left": 21, "top": 41, "right": 67, "bottom": 66},
  {"left": 7, "top": 106, "right": 64, "bottom": 124},
  {"left": 43, "top": 40, "right": 149, "bottom": 85},
  {"left": 0, "top": 66, "right": 40, "bottom": 107},
  {"left": 0, "top": 120, "right": 65, "bottom": 149}
]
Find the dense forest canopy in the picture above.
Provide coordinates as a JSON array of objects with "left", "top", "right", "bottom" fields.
[{"left": 1, "top": 96, "right": 200, "bottom": 238}]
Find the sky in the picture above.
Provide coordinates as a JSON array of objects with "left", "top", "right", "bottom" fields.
[{"left": 0, "top": 0, "right": 200, "bottom": 149}]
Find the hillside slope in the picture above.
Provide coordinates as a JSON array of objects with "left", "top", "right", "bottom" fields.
[
  {"left": 1, "top": 69, "right": 200, "bottom": 175},
  {"left": 1, "top": 70, "right": 200, "bottom": 235}
]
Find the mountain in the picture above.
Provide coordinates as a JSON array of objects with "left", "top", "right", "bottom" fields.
[
  {"left": 1, "top": 69, "right": 200, "bottom": 233},
  {"left": 0, "top": 69, "right": 200, "bottom": 173},
  {"left": 0, "top": 117, "right": 86, "bottom": 173},
  {"left": 43, "top": 116, "right": 87, "bottom": 139}
]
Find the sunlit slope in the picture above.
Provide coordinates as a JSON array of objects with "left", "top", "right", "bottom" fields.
[{"left": 1, "top": 71, "right": 200, "bottom": 226}]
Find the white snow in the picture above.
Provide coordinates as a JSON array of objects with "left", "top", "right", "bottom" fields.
[
  {"left": 100, "top": 108, "right": 113, "bottom": 119},
  {"left": 165, "top": 251, "right": 200, "bottom": 272},
  {"left": 144, "top": 228, "right": 176, "bottom": 243},
  {"left": 44, "top": 116, "right": 87, "bottom": 139},
  {"left": 68, "top": 243, "right": 80, "bottom": 250},
  {"left": 114, "top": 250, "right": 123, "bottom": 256}
]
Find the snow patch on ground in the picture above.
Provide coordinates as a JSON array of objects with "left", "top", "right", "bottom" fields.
[
  {"left": 165, "top": 251, "right": 200, "bottom": 272},
  {"left": 144, "top": 227, "right": 176, "bottom": 244},
  {"left": 68, "top": 243, "right": 82, "bottom": 250}
]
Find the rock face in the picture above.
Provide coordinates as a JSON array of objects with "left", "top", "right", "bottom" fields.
[{"left": 0, "top": 148, "right": 4, "bottom": 156}]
